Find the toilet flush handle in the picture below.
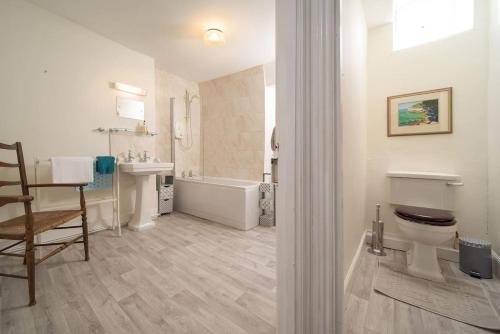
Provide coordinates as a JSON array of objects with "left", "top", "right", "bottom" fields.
[{"left": 447, "top": 181, "right": 464, "bottom": 186}]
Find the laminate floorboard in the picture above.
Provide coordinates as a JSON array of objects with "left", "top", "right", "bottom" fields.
[
  {"left": 0, "top": 212, "right": 276, "bottom": 334},
  {"left": 344, "top": 247, "right": 500, "bottom": 334},
  {"left": 4, "top": 212, "right": 495, "bottom": 334}
]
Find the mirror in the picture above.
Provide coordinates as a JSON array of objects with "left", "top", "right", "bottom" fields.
[{"left": 116, "top": 96, "right": 144, "bottom": 120}]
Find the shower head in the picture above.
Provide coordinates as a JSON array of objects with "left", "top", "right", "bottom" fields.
[{"left": 184, "top": 90, "right": 200, "bottom": 105}]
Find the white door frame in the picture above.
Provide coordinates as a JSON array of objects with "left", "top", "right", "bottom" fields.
[{"left": 276, "top": 0, "right": 343, "bottom": 332}]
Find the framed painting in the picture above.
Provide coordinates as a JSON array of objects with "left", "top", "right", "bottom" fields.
[{"left": 387, "top": 87, "right": 452, "bottom": 137}]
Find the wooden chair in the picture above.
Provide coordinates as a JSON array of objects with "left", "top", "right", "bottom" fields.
[{"left": 0, "top": 142, "right": 89, "bottom": 306}]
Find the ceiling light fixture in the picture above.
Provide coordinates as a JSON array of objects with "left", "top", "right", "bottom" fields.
[{"left": 204, "top": 28, "right": 225, "bottom": 46}]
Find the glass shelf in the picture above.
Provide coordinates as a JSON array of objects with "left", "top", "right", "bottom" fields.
[{"left": 93, "top": 127, "right": 158, "bottom": 137}]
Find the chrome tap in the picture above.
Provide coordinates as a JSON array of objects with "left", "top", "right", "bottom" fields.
[
  {"left": 141, "top": 150, "right": 152, "bottom": 162},
  {"left": 125, "top": 150, "right": 135, "bottom": 162}
]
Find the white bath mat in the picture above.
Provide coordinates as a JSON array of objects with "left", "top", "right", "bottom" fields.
[{"left": 374, "top": 260, "right": 500, "bottom": 330}]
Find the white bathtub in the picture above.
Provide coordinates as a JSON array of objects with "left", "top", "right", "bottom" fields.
[{"left": 174, "top": 176, "right": 260, "bottom": 230}]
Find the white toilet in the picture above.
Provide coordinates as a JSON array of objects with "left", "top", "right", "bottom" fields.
[
  {"left": 387, "top": 171, "right": 462, "bottom": 282},
  {"left": 395, "top": 206, "right": 456, "bottom": 282}
]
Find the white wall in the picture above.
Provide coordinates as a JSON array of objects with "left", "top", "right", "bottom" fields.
[
  {"left": 264, "top": 85, "right": 276, "bottom": 176},
  {"left": 264, "top": 62, "right": 276, "bottom": 176},
  {"left": 366, "top": 1, "right": 490, "bottom": 240},
  {"left": 342, "top": 0, "right": 368, "bottom": 276},
  {"left": 488, "top": 0, "right": 500, "bottom": 255},
  {"left": 0, "top": 0, "right": 157, "bottom": 234}
]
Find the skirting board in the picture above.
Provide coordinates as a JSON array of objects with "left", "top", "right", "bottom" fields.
[
  {"left": 365, "top": 230, "right": 500, "bottom": 279},
  {"left": 344, "top": 231, "right": 366, "bottom": 293},
  {"left": 494, "top": 251, "right": 500, "bottom": 279},
  {"left": 365, "top": 230, "right": 459, "bottom": 262},
  {"left": 2, "top": 224, "right": 108, "bottom": 255},
  {"left": 2, "top": 214, "right": 133, "bottom": 255}
]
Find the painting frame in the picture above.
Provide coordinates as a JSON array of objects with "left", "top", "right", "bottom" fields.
[{"left": 387, "top": 87, "right": 452, "bottom": 137}]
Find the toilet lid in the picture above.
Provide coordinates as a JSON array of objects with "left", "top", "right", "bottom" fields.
[{"left": 395, "top": 206, "right": 456, "bottom": 226}]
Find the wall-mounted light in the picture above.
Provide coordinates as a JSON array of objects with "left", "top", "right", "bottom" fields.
[
  {"left": 112, "top": 82, "right": 147, "bottom": 96},
  {"left": 204, "top": 28, "right": 225, "bottom": 46}
]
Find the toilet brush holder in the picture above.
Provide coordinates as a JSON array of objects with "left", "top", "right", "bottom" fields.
[{"left": 368, "top": 204, "right": 386, "bottom": 256}]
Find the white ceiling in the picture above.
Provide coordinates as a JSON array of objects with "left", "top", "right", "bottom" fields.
[
  {"left": 362, "top": 0, "right": 392, "bottom": 29},
  {"left": 28, "top": 0, "right": 275, "bottom": 82}
]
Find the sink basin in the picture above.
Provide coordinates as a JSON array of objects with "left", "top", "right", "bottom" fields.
[
  {"left": 120, "top": 162, "right": 174, "bottom": 175},
  {"left": 119, "top": 162, "right": 174, "bottom": 231}
]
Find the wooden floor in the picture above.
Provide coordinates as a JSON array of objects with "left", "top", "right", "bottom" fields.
[
  {"left": 344, "top": 247, "right": 500, "bottom": 334},
  {"left": 3, "top": 213, "right": 499, "bottom": 334},
  {"left": 0, "top": 212, "right": 276, "bottom": 334}
]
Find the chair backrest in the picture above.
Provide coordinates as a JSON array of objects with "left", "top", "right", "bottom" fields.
[{"left": 0, "top": 142, "right": 30, "bottom": 209}]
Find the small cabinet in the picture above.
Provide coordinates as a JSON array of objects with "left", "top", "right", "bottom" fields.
[{"left": 158, "top": 175, "right": 174, "bottom": 215}]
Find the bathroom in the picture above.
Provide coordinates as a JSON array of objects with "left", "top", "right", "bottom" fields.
[
  {"left": 343, "top": 0, "right": 500, "bottom": 332},
  {"left": 0, "top": 0, "right": 500, "bottom": 333},
  {"left": 0, "top": 0, "right": 276, "bottom": 332}
]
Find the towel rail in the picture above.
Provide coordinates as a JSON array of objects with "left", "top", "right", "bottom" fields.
[{"left": 33, "top": 157, "right": 121, "bottom": 236}]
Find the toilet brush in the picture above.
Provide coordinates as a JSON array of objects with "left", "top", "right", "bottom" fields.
[{"left": 368, "top": 204, "right": 387, "bottom": 256}]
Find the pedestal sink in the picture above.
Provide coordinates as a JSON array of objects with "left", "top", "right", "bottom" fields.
[{"left": 120, "top": 162, "right": 174, "bottom": 231}]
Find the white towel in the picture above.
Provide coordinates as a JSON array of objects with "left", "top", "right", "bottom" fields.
[{"left": 50, "top": 156, "right": 94, "bottom": 183}]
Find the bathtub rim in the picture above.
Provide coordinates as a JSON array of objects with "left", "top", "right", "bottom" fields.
[{"left": 174, "top": 176, "right": 260, "bottom": 190}]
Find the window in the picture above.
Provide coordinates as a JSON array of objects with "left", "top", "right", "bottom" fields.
[{"left": 393, "top": 0, "right": 474, "bottom": 51}]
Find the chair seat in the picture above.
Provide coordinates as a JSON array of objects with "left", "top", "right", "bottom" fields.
[{"left": 0, "top": 210, "right": 83, "bottom": 240}]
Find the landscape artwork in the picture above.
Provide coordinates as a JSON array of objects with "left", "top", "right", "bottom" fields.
[
  {"left": 387, "top": 87, "right": 452, "bottom": 136},
  {"left": 398, "top": 99, "right": 439, "bottom": 126}
]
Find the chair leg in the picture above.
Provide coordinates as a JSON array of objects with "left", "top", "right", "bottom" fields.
[
  {"left": 26, "top": 239, "right": 36, "bottom": 306},
  {"left": 81, "top": 212, "right": 89, "bottom": 261},
  {"left": 23, "top": 238, "right": 27, "bottom": 265}
]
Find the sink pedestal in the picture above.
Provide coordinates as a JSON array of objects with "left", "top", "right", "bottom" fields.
[
  {"left": 119, "top": 162, "right": 174, "bottom": 232},
  {"left": 128, "top": 174, "right": 155, "bottom": 231}
]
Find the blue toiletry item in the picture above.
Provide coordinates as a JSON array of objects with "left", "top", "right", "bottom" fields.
[{"left": 96, "top": 156, "right": 115, "bottom": 174}]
